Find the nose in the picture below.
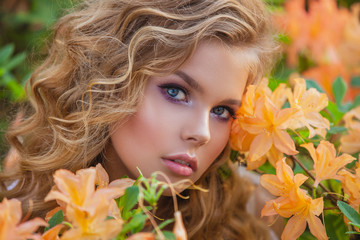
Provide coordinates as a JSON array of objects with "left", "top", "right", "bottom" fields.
[{"left": 181, "top": 110, "right": 211, "bottom": 147}]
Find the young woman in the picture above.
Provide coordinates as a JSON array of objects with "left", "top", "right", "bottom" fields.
[{"left": 0, "top": 0, "right": 276, "bottom": 239}]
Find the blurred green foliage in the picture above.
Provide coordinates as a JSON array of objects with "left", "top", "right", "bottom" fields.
[{"left": 0, "top": 0, "right": 75, "bottom": 158}]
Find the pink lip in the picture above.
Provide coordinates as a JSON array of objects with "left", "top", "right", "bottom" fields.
[{"left": 161, "top": 154, "right": 198, "bottom": 176}]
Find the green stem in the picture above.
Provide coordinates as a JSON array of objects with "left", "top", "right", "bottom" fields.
[{"left": 313, "top": 188, "right": 316, "bottom": 199}]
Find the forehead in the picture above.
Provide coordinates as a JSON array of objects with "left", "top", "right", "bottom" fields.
[{"left": 177, "top": 40, "right": 257, "bottom": 99}]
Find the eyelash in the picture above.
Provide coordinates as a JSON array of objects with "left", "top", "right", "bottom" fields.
[{"left": 158, "top": 83, "right": 236, "bottom": 121}]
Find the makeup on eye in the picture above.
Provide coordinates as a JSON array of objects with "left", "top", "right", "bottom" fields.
[
  {"left": 211, "top": 106, "right": 236, "bottom": 121},
  {"left": 158, "top": 82, "right": 237, "bottom": 122},
  {"left": 158, "top": 83, "right": 189, "bottom": 103}
]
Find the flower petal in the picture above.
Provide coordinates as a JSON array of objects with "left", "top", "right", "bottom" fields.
[
  {"left": 307, "top": 213, "right": 328, "bottom": 240},
  {"left": 281, "top": 215, "right": 307, "bottom": 240},
  {"left": 260, "top": 174, "right": 284, "bottom": 196},
  {"left": 273, "top": 129, "right": 298, "bottom": 155},
  {"left": 248, "top": 132, "right": 273, "bottom": 162}
]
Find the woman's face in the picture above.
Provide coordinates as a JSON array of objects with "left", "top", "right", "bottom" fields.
[{"left": 106, "top": 41, "right": 254, "bottom": 187}]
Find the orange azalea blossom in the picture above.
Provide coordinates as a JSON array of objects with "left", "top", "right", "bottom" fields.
[
  {"left": 338, "top": 165, "right": 360, "bottom": 211},
  {"left": 302, "top": 141, "right": 355, "bottom": 187},
  {"left": 231, "top": 80, "right": 295, "bottom": 169},
  {"left": 45, "top": 167, "right": 126, "bottom": 214},
  {"left": 260, "top": 159, "right": 327, "bottom": 240},
  {"left": 237, "top": 79, "right": 272, "bottom": 116},
  {"left": 306, "top": 0, "right": 349, "bottom": 64},
  {"left": 60, "top": 197, "right": 122, "bottom": 240},
  {"left": 340, "top": 4, "right": 360, "bottom": 75},
  {"left": 238, "top": 96, "right": 298, "bottom": 166},
  {"left": 286, "top": 78, "right": 329, "bottom": 138},
  {"left": 341, "top": 106, "right": 360, "bottom": 154},
  {"left": 45, "top": 167, "right": 125, "bottom": 239},
  {"left": 230, "top": 126, "right": 283, "bottom": 169},
  {"left": 232, "top": 81, "right": 289, "bottom": 168},
  {"left": 273, "top": 0, "right": 308, "bottom": 66},
  {"left": 274, "top": 0, "right": 349, "bottom": 66},
  {"left": 0, "top": 198, "right": 47, "bottom": 240},
  {"left": 230, "top": 79, "right": 272, "bottom": 154}
]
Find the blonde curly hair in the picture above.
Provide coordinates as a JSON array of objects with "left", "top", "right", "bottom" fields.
[{"left": 1, "top": 0, "right": 276, "bottom": 239}]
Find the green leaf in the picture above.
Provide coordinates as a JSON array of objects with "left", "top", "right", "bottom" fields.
[
  {"left": 162, "top": 231, "right": 176, "bottom": 240},
  {"left": 157, "top": 219, "right": 175, "bottom": 230},
  {"left": 0, "top": 44, "right": 15, "bottom": 65},
  {"left": 327, "top": 126, "right": 347, "bottom": 134},
  {"left": 353, "top": 95, "right": 360, "bottom": 108},
  {"left": 257, "top": 160, "right": 276, "bottom": 175},
  {"left": 44, "top": 210, "right": 63, "bottom": 232},
  {"left": 299, "top": 230, "right": 317, "bottom": 240},
  {"left": 118, "top": 186, "right": 139, "bottom": 220},
  {"left": 345, "top": 231, "right": 360, "bottom": 235},
  {"left": 4, "top": 52, "right": 26, "bottom": 72},
  {"left": 276, "top": 34, "right": 291, "bottom": 45},
  {"left": 339, "top": 102, "right": 354, "bottom": 113},
  {"left": 305, "top": 79, "right": 325, "bottom": 93},
  {"left": 332, "top": 77, "right": 347, "bottom": 106},
  {"left": 6, "top": 80, "right": 26, "bottom": 100},
  {"left": 324, "top": 212, "right": 350, "bottom": 240},
  {"left": 337, "top": 201, "right": 360, "bottom": 228},
  {"left": 326, "top": 101, "right": 345, "bottom": 124},
  {"left": 120, "top": 213, "right": 147, "bottom": 234},
  {"left": 351, "top": 76, "right": 360, "bottom": 87}
]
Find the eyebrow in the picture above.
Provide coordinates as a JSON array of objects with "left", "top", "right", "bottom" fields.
[
  {"left": 174, "top": 70, "right": 204, "bottom": 93},
  {"left": 219, "top": 99, "right": 242, "bottom": 108},
  {"left": 174, "top": 70, "right": 242, "bottom": 107}
]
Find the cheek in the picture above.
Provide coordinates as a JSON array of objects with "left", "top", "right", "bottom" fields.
[{"left": 202, "top": 122, "right": 232, "bottom": 163}]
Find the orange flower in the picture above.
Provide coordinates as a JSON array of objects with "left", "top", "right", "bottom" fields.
[
  {"left": 273, "top": 0, "right": 308, "bottom": 66},
  {"left": 340, "top": 4, "right": 360, "bottom": 75},
  {"left": 302, "top": 141, "right": 355, "bottom": 186},
  {"left": 286, "top": 78, "right": 329, "bottom": 138},
  {"left": 237, "top": 79, "right": 272, "bottom": 116},
  {"left": 338, "top": 164, "right": 360, "bottom": 210},
  {"left": 261, "top": 159, "right": 327, "bottom": 240},
  {"left": 231, "top": 80, "right": 296, "bottom": 169},
  {"left": 260, "top": 158, "right": 308, "bottom": 198},
  {"left": 340, "top": 130, "right": 360, "bottom": 154},
  {"left": 60, "top": 197, "right": 122, "bottom": 240},
  {"left": 275, "top": 0, "right": 349, "bottom": 66},
  {"left": 45, "top": 168, "right": 124, "bottom": 213},
  {"left": 45, "top": 167, "right": 125, "bottom": 239},
  {"left": 341, "top": 106, "right": 360, "bottom": 154},
  {"left": 239, "top": 96, "right": 298, "bottom": 165},
  {"left": 306, "top": 0, "right": 349, "bottom": 64},
  {"left": 0, "top": 198, "right": 47, "bottom": 240}
]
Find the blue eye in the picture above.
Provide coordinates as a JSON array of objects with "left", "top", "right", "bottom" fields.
[
  {"left": 211, "top": 106, "right": 235, "bottom": 121},
  {"left": 159, "top": 84, "right": 188, "bottom": 103}
]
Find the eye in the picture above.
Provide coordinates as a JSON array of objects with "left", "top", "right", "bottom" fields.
[
  {"left": 211, "top": 106, "right": 236, "bottom": 121},
  {"left": 159, "top": 84, "right": 188, "bottom": 103}
]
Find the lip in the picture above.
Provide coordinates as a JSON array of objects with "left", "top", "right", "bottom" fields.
[{"left": 161, "top": 153, "right": 198, "bottom": 176}]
